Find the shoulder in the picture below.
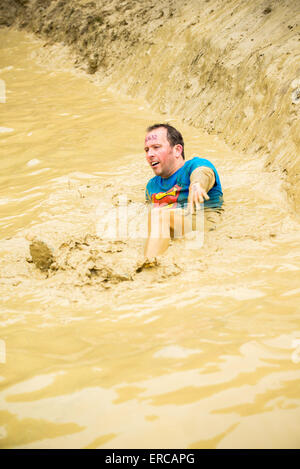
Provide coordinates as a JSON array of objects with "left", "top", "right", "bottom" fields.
[
  {"left": 179, "top": 157, "right": 214, "bottom": 177},
  {"left": 187, "top": 157, "right": 215, "bottom": 169},
  {"left": 146, "top": 175, "right": 158, "bottom": 186},
  {"left": 146, "top": 175, "right": 160, "bottom": 192}
]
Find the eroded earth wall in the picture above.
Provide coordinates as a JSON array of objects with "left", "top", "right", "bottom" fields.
[{"left": 1, "top": 0, "right": 299, "bottom": 211}]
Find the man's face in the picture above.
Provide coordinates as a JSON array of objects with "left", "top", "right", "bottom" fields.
[{"left": 144, "top": 127, "right": 181, "bottom": 178}]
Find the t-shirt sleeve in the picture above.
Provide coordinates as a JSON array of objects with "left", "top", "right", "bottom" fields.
[{"left": 188, "top": 157, "right": 216, "bottom": 174}]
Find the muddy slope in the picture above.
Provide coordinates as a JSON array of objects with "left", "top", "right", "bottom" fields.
[{"left": 1, "top": 0, "right": 300, "bottom": 212}]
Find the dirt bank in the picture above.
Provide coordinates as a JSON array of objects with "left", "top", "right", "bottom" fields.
[{"left": 1, "top": 0, "right": 300, "bottom": 212}]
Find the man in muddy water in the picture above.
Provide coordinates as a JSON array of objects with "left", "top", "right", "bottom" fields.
[{"left": 143, "top": 124, "right": 223, "bottom": 260}]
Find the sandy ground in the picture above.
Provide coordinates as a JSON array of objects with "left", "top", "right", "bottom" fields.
[{"left": 0, "top": 0, "right": 299, "bottom": 213}]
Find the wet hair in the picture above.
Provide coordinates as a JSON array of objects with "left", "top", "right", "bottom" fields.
[{"left": 146, "top": 123, "right": 185, "bottom": 159}]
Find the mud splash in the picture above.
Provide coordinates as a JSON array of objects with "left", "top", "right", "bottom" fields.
[{"left": 27, "top": 233, "right": 182, "bottom": 286}]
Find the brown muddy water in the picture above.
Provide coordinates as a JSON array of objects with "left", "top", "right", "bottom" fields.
[{"left": 0, "top": 29, "right": 300, "bottom": 449}]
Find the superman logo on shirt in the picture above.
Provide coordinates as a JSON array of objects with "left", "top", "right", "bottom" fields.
[{"left": 151, "top": 184, "right": 182, "bottom": 207}]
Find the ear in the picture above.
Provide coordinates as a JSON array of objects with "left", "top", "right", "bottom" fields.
[{"left": 174, "top": 144, "right": 183, "bottom": 158}]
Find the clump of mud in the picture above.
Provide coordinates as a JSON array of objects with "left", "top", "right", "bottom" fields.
[{"left": 29, "top": 239, "right": 55, "bottom": 271}]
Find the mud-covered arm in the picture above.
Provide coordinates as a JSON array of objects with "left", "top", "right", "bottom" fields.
[{"left": 188, "top": 166, "right": 215, "bottom": 209}]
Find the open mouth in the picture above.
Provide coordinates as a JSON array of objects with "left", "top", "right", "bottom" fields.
[{"left": 151, "top": 162, "right": 159, "bottom": 167}]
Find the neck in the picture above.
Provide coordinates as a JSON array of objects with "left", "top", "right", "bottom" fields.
[{"left": 162, "top": 158, "right": 184, "bottom": 179}]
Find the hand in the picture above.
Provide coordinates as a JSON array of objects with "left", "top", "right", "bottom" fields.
[{"left": 188, "top": 182, "right": 210, "bottom": 212}]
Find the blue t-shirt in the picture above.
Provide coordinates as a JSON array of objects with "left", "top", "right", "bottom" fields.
[{"left": 145, "top": 157, "right": 223, "bottom": 208}]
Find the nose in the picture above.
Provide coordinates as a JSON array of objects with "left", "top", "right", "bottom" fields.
[{"left": 147, "top": 148, "right": 155, "bottom": 158}]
